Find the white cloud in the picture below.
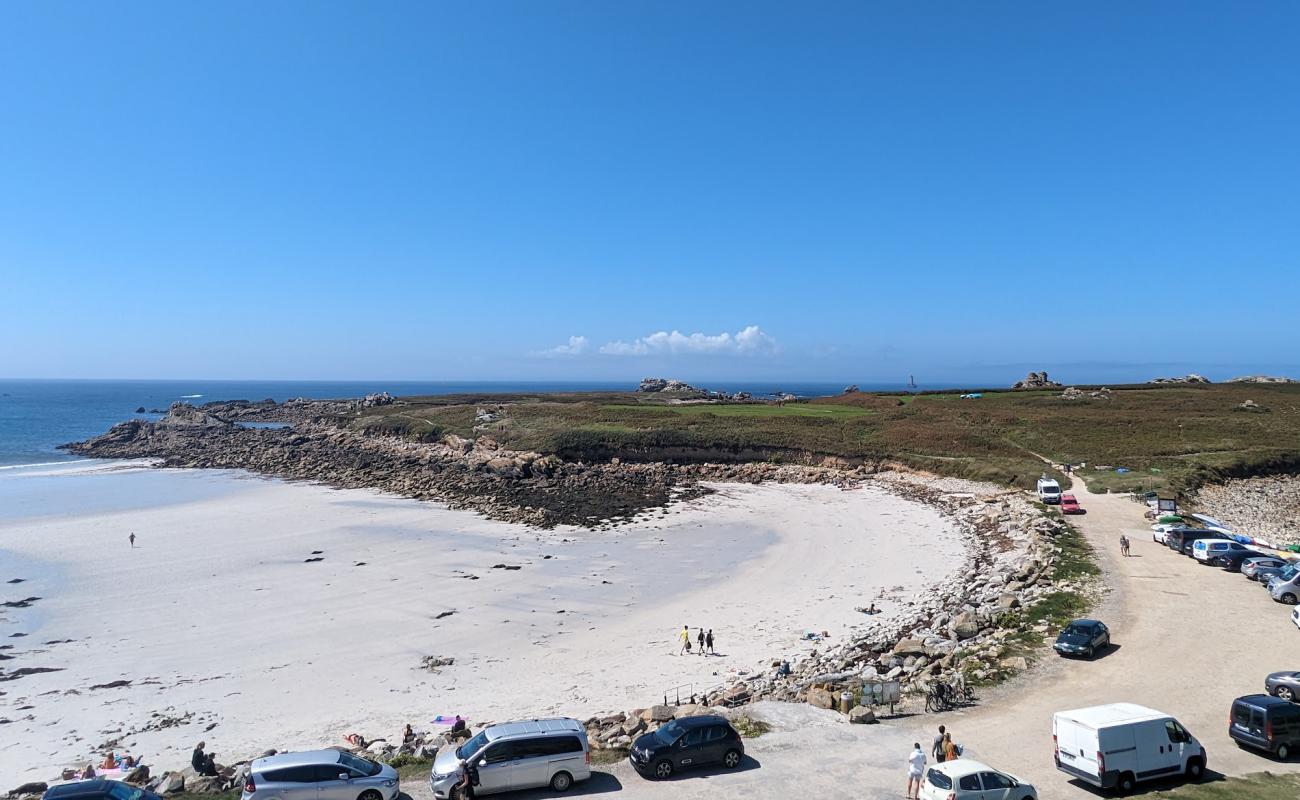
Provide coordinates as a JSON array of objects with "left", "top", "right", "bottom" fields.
[
  {"left": 534, "top": 335, "right": 590, "bottom": 358},
  {"left": 599, "top": 325, "right": 777, "bottom": 357}
]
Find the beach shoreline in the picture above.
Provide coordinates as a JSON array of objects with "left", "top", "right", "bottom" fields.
[{"left": 0, "top": 462, "right": 966, "bottom": 782}]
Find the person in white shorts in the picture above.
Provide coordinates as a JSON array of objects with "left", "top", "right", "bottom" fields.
[{"left": 907, "top": 742, "right": 927, "bottom": 799}]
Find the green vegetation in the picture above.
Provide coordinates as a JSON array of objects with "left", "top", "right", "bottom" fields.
[
  {"left": 1151, "top": 772, "right": 1300, "bottom": 799},
  {"left": 347, "top": 384, "right": 1300, "bottom": 498},
  {"left": 729, "top": 713, "right": 773, "bottom": 738}
]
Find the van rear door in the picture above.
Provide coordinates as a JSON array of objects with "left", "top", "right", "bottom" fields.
[{"left": 1055, "top": 715, "right": 1102, "bottom": 784}]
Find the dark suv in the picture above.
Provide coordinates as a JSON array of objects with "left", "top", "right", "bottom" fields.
[
  {"left": 1229, "top": 695, "right": 1300, "bottom": 759},
  {"left": 1167, "top": 528, "right": 1217, "bottom": 556},
  {"left": 629, "top": 715, "right": 744, "bottom": 780}
]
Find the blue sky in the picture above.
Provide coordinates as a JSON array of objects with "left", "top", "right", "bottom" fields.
[{"left": 2, "top": 2, "right": 1298, "bottom": 385}]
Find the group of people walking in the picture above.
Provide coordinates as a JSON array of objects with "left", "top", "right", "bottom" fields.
[
  {"left": 905, "top": 725, "right": 962, "bottom": 799},
  {"left": 678, "top": 624, "right": 716, "bottom": 655}
]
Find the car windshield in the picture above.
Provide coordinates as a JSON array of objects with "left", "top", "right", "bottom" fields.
[
  {"left": 107, "top": 785, "right": 145, "bottom": 800},
  {"left": 457, "top": 731, "right": 491, "bottom": 760},
  {"left": 338, "top": 751, "right": 382, "bottom": 776},
  {"left": 1063, "top": 624, "right": 1088, "bottom": 636},
  {"left": 1281, "top": 565, "right": 1299, "bottom": 581},
  {"left": 655, "top": 720, "right": 686, "bottom": 743}
]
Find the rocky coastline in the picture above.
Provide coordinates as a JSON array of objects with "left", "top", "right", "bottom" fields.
[{"left": 1193, "top": 474, "right": 1300, "bottom": 547}]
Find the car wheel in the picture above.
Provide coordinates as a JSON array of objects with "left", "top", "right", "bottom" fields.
[
  {"left": 722, "top": 749, "right": 742, "bottom": 769},
  {"left": 1117, "top": 772, "right": 1136, "bottom": 794},
  {"left": 1185, "top": 757, "right": 1205, "bottom": 781},
  {"left": 1284, "top": 593, "right": 1298, "bottom": 605},
  {"left": 653, "top": 760, "right": 673, "bottom": 780},
  {"left": 1277, "top": 743, "right": 1291, "bottom": 760},
  {"left": 358, "top": 791, "right": 382, "bottom": 800},
  {"left": 1278, "top": 687, "right": 1295, "bottom": 701},
  {"left": 1086, "top": 646, "right": 1095, "bottom": 659},
  {"left": 550, "top": 771, "right": 573, "bottom": 792}
]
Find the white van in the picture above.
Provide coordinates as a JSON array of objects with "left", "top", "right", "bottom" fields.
[
  {"left": 1036, "top": 476, "right": 1062, "bottom": 505},
  {"left": 1053, "top": 703, "right": 1206, "bottom": 793},
  {"left": 429, "top": 717, "right": 590, "bottom": 798},
  {"left": 1191, "top": 538, "right": 1255, "bottom": 564}
]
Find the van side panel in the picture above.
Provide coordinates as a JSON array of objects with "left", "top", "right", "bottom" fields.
[{"left": 1098, "top": 726, "right": 1136, "bottom": 786}]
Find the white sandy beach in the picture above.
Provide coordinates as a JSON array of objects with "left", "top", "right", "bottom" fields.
[{"left": 0, "top": 462, "right": 964, "bottom": 782}]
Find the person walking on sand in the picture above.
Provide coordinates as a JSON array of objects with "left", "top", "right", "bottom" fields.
[
  {"left": 931, "top": 725, "right": 946, "bottom": 763},
  {"left": 705, "top": 628, "right": 714, "bottom": 654},
  {"left": 678, "top": 625, "right": 690, "bottom": 655},
  {"left": 1120, "top": 534, "right": 1130, "bottom": 557},
  {"left": 697, "top": 627, "right": 705, "bottom": 655},
  {"left": 129, "top": 532, "right": 136, "bottom": 548},
  {"left": 906, "top": 742, "right": 926, "bottom": 800}
]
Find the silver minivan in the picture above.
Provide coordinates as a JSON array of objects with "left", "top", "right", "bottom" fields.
[
  {"left": 429, "top": 718, "right": 590, "bottom": 798},
  {"left": 242, "top": 750, "right": 399, "bottom": 800}
]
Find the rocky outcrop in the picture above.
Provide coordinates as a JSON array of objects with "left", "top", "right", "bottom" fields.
[
  {"left": 1236, "top": 399, "right": 1269, "bottom": 413},
  {"left": 1012, "top": 371, "right": 1061, "bottom": 389},
  {"left": 158, "top": 402, "right": 233, "bottom": 428},
  {"left": 1227, "top": 375, "right": 1297, "bottom": 384},
  {"left": 636, "top": 377, "right": 710, "bottom": 395},
  {"left": 1148, "top": 373, "right": 1210, "bottom": 384}
]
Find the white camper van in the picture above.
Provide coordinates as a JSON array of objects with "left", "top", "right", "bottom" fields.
[
  {"left": 1036, "top": 476, "right": 1062, "bottom": 504},
  {"left": 1053, "top": 704, "right": 1205, "bottom": 794}
]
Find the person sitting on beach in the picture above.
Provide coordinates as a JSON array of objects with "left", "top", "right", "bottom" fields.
[
  {"left": 201, "top": 752, "right": 219, "bottom": 777},
  {"left": 451, "top": 715, "right": 466, "bottom": 734},
  {"left": 81, "top": 764, "right": 97, "bottom": 780},
  {"left": 101, "top": 752, "right": 117, "bottom": 770},
  {"left": 191, "top": 742, "right": 207, "bottom": 773},
  {"left": 122, "top": 755, "right": 136, "bottom": 769},
  {"left": 403, "top": 724, "right": 415, "bottom": 744},
  {"left": 867, "top": 602, "right": 879, "bottom": 614}
]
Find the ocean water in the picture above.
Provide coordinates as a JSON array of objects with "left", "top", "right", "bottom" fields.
[{"left": 0, "top": 379, "right": 916, "bottom": 467}]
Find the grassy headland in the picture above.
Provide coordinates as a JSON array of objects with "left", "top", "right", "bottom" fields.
[{"left": 342, "top": 383, "right": 1300, "bottom": 497}]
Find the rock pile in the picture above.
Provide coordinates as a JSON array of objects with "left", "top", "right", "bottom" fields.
[
  {"left": 1061, "top": 387, "right": 1112, "bottom": 401},
  {"left": 1235, "top": 399, "right": 1269, "bottom": 413},
  {"left": 1148, "top": 373, "right": 1210, "bottom": 384},
  {"left": 1194, "top": 475, "right": 1300, "bottom": 547},
  {"left": 1012, "top": 371, "right": 1062, "bottom": 389},
  {"left": 636, "top": 378, "right": 710, "bottom": 396}
]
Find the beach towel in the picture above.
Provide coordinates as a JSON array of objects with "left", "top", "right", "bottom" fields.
[{"left": 430, "top": 715, "right": 465, "bottom": 726}]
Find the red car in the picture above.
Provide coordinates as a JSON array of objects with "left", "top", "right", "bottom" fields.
[{"left": 1060, "top": 494, "right": 1082, "bottom": 514}]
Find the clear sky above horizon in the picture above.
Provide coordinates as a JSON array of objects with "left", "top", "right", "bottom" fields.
[{"left": 2, "top": 2, "right": 1298, "bottom": 385}]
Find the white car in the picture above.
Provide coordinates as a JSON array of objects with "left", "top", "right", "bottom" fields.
[
  {"left": 920, "top": 758, "right": 1037, "bottom": 800},
  {"left": 1151, "top": 524, "right": 1177, "bottom": 544}
]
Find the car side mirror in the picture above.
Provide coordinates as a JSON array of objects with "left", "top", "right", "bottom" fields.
[{"left": 338, "top": 774, "right": 349, "bottom": 782}]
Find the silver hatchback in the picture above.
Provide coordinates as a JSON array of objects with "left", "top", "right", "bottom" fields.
[{"left": 242, "top": 750, "right": 399, "bottom": 800}]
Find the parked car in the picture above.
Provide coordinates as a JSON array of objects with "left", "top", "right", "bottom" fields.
[
  {"left": 244, "top": 750, "right": 398, "bottom": 800},
  {"left": 1037, "top": 476, "right": 1062, "bottom": 505},
  {"left": 1243, "top": 556, "right": 1290, "bottom": 580},
  {"left": 1192, "top": 538, "right": 1256, "bottom": 564},
  {"left": 1228, "top": 694, "right": 1300, "bottom": 759},
  {"left": 1265, "top": 671, "right": 1300, "bottom": 702},
  {"left": 919, "top": 758, "right": 1038, "bottom": 800},
  {"left": 1053, "top": 703, "right": 1206, "bottom": 793},
  {"left": 44, "top": 781, "right": 161, "bottom": 800},
  {"left": 1151, "top": 524, "right": 1180, "bottom": 544},
  {"left": 1270, "top": 571, "right": 1300, "bottom": 605},
  {"left": 1053, "top": 619, "right": 1110, "bottom": 659},
  {"left": 1258, "top": 562, "right": 1296, "bottom": 588},
  {"left": 1060, "top": 495, "right": 1082, "bottom": 514},
  {"left": 1167, "top": 528, "right": 1219, "bottom": 556},
  {"left": 429, "top": 718, "right": 590, "bottom": 798},
  {"left": 629, "top": 714, "right": 744, "bottom": 780},
  {"left": 1211, "top": 550, "right": 1260, "bottom": 572}
]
